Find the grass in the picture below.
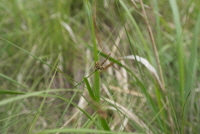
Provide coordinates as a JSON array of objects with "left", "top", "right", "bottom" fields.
[{"left": 0, "top": 0, "right": 200, "bottom": 134}]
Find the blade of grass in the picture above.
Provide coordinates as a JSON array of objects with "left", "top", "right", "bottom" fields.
[
  {"left": 28, "top": 63, "right": 58, "bottom": 134},
  {"left": 169, "top": 0, "right": 185, "bottom": 106},
  {"left": 152, "top": 0, "right": 162, "bottom": 47},
  {"left": 0, "top": 37, "right": 51, "bottom": 68},
  {"left": 84, "top": 1, "right": 110, "bottom": 131},
  {"left": 0, "top": 73, "right": 28, "bottom": 89},
  {"left": 84, "top": 67, "right": 111, "bottom": 130},
  {"left": 99, "top": 118, "right": 110, "bottom": 131},
  {"left": 84, "top": 77, "right": 97, "bottom": 101},
  {"left": 0, "top": 89, "right": 70, "bottom": 106},
  {"left": 55, "top": 89, "right": 80, "bottom": 128},
  {"left": 42, "top": 94, "right": 102, "bottom": 130},
  {"left": 184, "top": 12, "right": 200, "bottom": 99},
  {"left": 182, "top": 11, "right": 200, "bottom": 134},
  {"left": 118, "top": 0, "right": 151, "bottom": 61},
  {"left": 0, "top": 90, "right": 26, "bottom": 95},
  {"left": 84, "top": 0, "right": 100, "bottom": 102},
  {"left": 37, "top": 128, "right": 139, "bottom": 134},
  {"left": 0, "top": 37, "right": 76, "bottom": 86},
  {"left": 139, "top": 0, "right": 165, "bottom": 91}
]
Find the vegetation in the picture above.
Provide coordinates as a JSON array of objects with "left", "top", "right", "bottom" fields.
[{"left": 0, "top": 0, "right": 200, "bottom": 134}]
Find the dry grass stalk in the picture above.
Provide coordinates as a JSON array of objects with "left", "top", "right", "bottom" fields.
[{"left": 138, "top": 0, "right": 165, "bottom": 92}]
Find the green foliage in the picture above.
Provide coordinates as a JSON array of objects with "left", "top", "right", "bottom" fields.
[{"left": 0, "top": 0, "right": 200, "bottom": 134}]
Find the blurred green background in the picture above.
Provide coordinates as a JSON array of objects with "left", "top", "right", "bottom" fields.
[{"left": 0, "top": 0, "right": 200, "bottom": 134}]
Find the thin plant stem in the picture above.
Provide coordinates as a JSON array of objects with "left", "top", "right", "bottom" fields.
[
  {"left": 139, "top": 0, "right": 165, "bottom": 93},
  {"left": 139, "top": 0, "right": 174, "bottom": 133}
]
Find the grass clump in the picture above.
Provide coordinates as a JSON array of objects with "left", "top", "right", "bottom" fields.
[{"left": 0, "top": 0, "right": 200, "bottom": 134}]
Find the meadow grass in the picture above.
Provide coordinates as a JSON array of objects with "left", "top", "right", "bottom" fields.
[{"left": 0, "top": 0, "right": 200, "bottom": 134}]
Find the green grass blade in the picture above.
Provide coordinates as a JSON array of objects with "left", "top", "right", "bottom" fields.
[
  {"left": 84, "top": 77, "right": 97, "bottom": 101},
  {"left": 0, "top": 37, "right": 75, "bottom": 85},
  {"left": 118, "top": 0, "right": 151, "bottom": 60},
  {"left": 184, "top": 12, "right": 200, "bottom": 98},
  {"left": 0, "top": 90, "right": 26, "bottom": 95},
  {"left": 0, "top": 89, "right": 68, "bottom": 106},
  {"left": 37, "top": 128, "right": 139, "bottom": 134},
  {"left": 169, "top": 0, "right": 185, "bottom": 105},
  {"left": 41, "top": 93, "right": 102, "bottom": 129},
  {"left": 99, "top": 118, "right": 110, "bottom": 131},
  {"left": 28, "top": 60, "right": 58, "bottom": 133},
  {"left": 0, "top": 37, "right": 52, "bottom": 68},
  {"left": 0, "top": 73, "right": 28, "bottom": 88},
  {"left": 84, "top": 0, "right": 100, "bottom": 102}
]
